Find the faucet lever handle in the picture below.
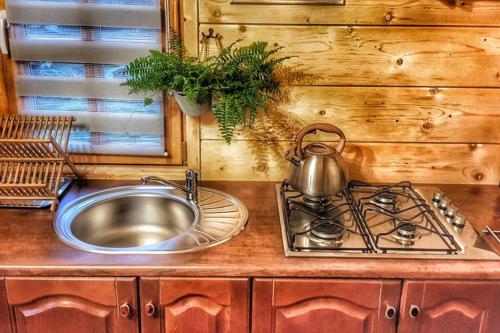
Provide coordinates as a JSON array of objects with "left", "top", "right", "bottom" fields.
[
  {"left": 185, "top": 169, "right": 199, "bottom": 179},
  {"left": 185, "top": 169, "right": 199, "bottom": 202},
  {"left": 141, "top": 175, "right": 155, "bottom": 185}
]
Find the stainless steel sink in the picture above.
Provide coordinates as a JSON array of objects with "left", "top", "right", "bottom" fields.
[{"left": 54, "top": 185, "right": 248, "bottom": 254}]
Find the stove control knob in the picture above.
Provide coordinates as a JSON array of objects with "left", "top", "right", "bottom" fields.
[
  {"left": 433, "top": 192, "right": 444, "bottom": 202},
  {"left": 438, "top": 198, "right": 451, "bottom": 211},
  {"left": 452, "top": 213, "right": 467, "bottom": 228},
  {"left": 445, "top": 206, "right": 458, "bottom": 219}
]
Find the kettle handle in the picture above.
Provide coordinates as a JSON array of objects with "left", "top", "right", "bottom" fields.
[
  {"left": 294, "top": 123, "right": 346, "bottom": 159},
  {"left": 285, "top": 147, "right": 300, "bottom": 166}
]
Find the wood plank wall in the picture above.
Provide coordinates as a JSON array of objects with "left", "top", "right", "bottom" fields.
[
  {"left": 197, "top": 0, "right": 500, "bottom": 184},
  {"left": 0, "top": 0, "right": 8, "bottom": 114}
]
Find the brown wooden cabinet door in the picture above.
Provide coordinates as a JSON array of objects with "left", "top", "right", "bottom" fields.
[
  {"left": 0, "top": 278, "right": 11, "bottom": 333},
  {"left": 398, "top": 280, "right": 500, "bottom": 333},
  {"left": 252, "top": 278, "right": 401, "bottom": 333},
  {"left": 140, "top": 277, "right": 249, "bottom": 333},
  {"left": 5, "top": 277, "right": 138, "bottom": 333}
]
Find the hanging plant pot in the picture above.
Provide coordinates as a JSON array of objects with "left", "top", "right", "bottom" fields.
[{"left": 173, "top": 92, "right": 210, "bottom": 117}]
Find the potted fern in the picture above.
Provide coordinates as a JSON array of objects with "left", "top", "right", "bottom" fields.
[
  {"left": 123, "top": 35, "right": 292, "bottom": 143},
  {"left": 123, "top": 37, "right": 214, "bottom": 116}
]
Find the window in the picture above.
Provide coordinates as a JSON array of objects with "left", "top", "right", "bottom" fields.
[{"left": 5, "top": 0, "right": 182, "bottom": 161}]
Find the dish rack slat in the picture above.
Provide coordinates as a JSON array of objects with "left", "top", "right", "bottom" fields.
[{"left": 0, "top": 115, "right": 80, "bottom": 210}]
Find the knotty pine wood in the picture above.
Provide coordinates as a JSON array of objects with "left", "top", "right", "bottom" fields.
[
  {"left": 182, "top": 0, "right": 202, "bottom": 169},
  {"left": 200, "top": 141, "right": 499, "bottom": 184},
  {"left": 194, "top": 3, "right": 500, "bottom": 184},
  {"left": 200, "top": 24, "right": 500, "bottom": 87},
  {"left": 0, "top": 180, "right": 497, "bottom": 279},
  {"left": 200, "top": 0, "right": 500, "bottom": 26},
  {"left": 200, "top": 86, "right": 500, "bottom": 143}
]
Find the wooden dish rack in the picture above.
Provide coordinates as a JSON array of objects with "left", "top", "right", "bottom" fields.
[{"left": 0, "top": 115, "right": 81, "bottom": 210}]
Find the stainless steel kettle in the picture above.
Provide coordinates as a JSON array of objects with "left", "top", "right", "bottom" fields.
[{"left": 285, "top": 123, "right": 348, "bottom": 198}]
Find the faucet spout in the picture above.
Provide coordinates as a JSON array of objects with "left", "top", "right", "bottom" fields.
[{"left": 141, "top": 169, "right": 199, "bottom": 202}]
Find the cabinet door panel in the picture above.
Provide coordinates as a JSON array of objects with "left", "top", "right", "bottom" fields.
[
  {"left": 274, "top": 296, "right": 374, "bottom": 333},
  {"left": 253, "top": 278, "right": 401, "bottom": 333},
  {"left": 141, "top": 277, "right": 249, "bottom": 333},
  {"left": 164, "top": 295, "right": 227, "bottom": 333},
  {"left": 5, "top": 277, "right": 138, "bottom": 333},
  {"left": 0, "top": 278, "right": 11, "bottom": 333},
  {"left": 398, "top": 280, "right": 500, "bottom": 333},
  {"left": 14, "top": 296, "right": 114, "bottom": 333}
]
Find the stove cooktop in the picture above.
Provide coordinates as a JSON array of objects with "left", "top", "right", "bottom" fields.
[{"left": 277, "top": 180, "right": 498, "bottom": 259}]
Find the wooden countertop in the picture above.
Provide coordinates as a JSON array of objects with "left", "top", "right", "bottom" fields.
[{"left": 0, "top": 180, "right": 498, "bottom": 279}]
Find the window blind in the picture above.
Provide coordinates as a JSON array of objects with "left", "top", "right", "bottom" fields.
[{"left": 6, "top": 0, "right": 166, "bottom": 156}]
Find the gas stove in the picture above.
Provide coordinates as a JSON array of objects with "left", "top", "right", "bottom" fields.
[{"left": 277, "top": 180, "right": 498, "bottom": 259}]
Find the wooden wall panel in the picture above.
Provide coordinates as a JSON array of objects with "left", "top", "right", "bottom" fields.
[
  {"left": 200, "top": 140, "right": 500, "bottom": 184},
  {"left": 196, "top": 7, "right": 500, "bottom": 184},
  {"left": 201, "top": 86, "right": 500, "bottom": 143},
  {"left": 200, "top": 0, "right": 500, "bottom": 26},
  {"left": 0, "top": 0, "right": 9, "bottom": 115},
  {"left": 182, "top": 0, "right": 202, "bottom": 169},
  {"left": 200, "top": 24, "right": 500, "bottom": 87}
]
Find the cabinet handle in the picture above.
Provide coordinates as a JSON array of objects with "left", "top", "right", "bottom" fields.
[
  {"left": 385, "top": 305, "right": 397, "bottom": 319},
  {"left": 409, "top": 305, "right": 420, "bottom": 318},
  {"left": 145, "top": 302, "right": 156, "bottom": 317},
  {"left": 119, "top": 303, "right": 131, "bottom": 318}
]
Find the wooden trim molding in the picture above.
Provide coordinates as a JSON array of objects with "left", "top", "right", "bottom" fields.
[
  {"left": 0, "top": 55, "right": 8, "bottom": 114},
  {"left": 0, "top": 0, "right": 16, "bottom": 115},
  {"left": 231, "top": 0, "right": 344, "bottom": 4},
  {"left": 181, "top": 0, "right": 202, "bottom": 170},
  {"left": 68, "top": 165, "right": 188, "bottom": 180},
  {"left": 199, "top": 0, "right": 500, "bottom": 26}
]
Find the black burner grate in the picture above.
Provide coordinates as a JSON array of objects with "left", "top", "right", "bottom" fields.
[
  {"left": 280, "top": 180, "right": 462, "bottom": 255},
  {"left": 281, "top": 180, "right": 374, "bottom": 253},
  {"left": 347, "top": 180, "right": 461, "bottom": 254}
]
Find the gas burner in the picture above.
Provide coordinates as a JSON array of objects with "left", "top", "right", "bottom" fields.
[
  {"left": 287, "top": 193, "right": 345, "bottom": 216},
  {"left": 372, "top": 192, "right": 397, "bottom": 207},
  {"left": 397, "top": 223, "right": 417, "bottom": 238},
  {"left": 310, "top": 220, "right": 345, "bottom": 241},
  {"left": 300, "top": 195, "right": 336, "bottom": 212},
  {"left": 308, "top": 220, "right": 346, "bottom": 247},
  {"left": 393, "top": 223, "right": 421, "bottom": 247}
]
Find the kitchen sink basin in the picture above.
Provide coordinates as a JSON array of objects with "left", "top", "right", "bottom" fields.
[{"left": 54, "top": 185, "right": 248, "bottom": 254}]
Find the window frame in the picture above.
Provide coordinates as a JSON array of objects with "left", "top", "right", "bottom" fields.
[{"left": 0, "top": 0, "right": 186, "bottom": 166}]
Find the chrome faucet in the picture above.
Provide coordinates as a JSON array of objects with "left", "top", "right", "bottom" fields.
[{"left": 141, "top": 169, "right": 199, "bottom": 202}]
